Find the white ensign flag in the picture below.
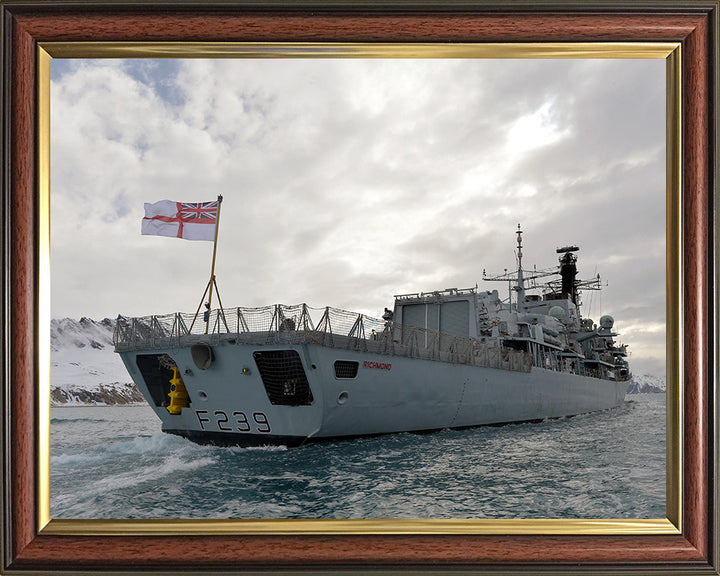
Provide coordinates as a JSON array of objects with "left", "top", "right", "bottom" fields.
[{"left": 141, "top": 200, "right": 219, "bottom": 242}]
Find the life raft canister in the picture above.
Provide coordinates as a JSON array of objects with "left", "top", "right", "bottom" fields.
[{"left": 166, "top": 366, "right": 190, "bottom": 415}]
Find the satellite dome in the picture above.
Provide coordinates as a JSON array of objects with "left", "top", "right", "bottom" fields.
[
  {"left": 548, "top": 306, "right": 566, "bottom": 321},
  {"left": 599, "top": 315, "right": 614, "bottom": 329}
]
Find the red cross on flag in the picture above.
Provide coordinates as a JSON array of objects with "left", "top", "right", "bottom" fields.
[{"left": 142, "top": 200, "right": 219, "bottom": 241}]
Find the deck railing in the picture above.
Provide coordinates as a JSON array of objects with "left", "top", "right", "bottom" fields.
[{"left": 113, "top": 304, "right": 532, "bottom": 373}]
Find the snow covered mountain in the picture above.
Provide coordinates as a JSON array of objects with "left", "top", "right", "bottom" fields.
[
  {"left": 626, "top": 373, "right": 666, "bottom": 394},
  {"left": 50, "top": 317, "right": 143, "bottom": 406}
]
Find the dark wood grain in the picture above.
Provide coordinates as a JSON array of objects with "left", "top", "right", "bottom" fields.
[
  {"left": 2, "top": 2, "right": 716, "bottom": 573},
  {"left": 10, "top": 533, "right": 709, "bottom": 568},
  {"left": 681, "top": 9, "right": 710, "bottom": 561},
  {"left": 11, "top": 11, "right": 708, "bottom": 42},
  {"left": 10, "top": 11, "right": 38, "bottom": 562}
]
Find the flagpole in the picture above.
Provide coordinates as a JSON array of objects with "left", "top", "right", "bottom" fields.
[{"left": 205, "top": 194, "right": 223, "bottom": 334}]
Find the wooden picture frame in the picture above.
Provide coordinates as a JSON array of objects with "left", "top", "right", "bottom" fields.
[{"left": 2, "top": 1, "right": 717, "bottom": 573}]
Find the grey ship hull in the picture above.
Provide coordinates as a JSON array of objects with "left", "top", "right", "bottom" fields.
[{"left": 118, "top": 339, "right": 627, "bottom": 447}]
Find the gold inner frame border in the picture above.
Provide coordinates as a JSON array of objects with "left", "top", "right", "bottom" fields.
[{"left": 37, "top": 41, "right": 682, "bottom": 537}]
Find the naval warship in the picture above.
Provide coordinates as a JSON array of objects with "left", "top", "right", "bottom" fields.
[{"left": 114, "top": 228, "right": 630, "bottom": 447}]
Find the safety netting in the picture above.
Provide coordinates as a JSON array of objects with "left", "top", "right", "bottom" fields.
[{"left": 113, "top": 304, "right": 532, "bottom": 373}]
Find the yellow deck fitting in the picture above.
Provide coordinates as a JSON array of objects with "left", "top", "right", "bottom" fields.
[{"left": 167, "top": 366, "right": 190, "bottom": 414}]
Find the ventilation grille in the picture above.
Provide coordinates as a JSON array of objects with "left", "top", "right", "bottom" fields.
[
  {"left": 334, "top": 360, "right": 359, "bottom": 379},
  {"left": 253, "top": 350, "right": 313, "bottom": 406}
]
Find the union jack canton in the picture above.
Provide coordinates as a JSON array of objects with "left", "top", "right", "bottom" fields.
[{"left": 179, "top": 201, "right": 219, "bottom": 222}]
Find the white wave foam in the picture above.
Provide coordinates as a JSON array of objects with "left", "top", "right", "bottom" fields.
[
  {"left": 91, "top": 454, "right": 215, "bottom": 492},
  {"left": 104, "top": 433, "right": 185, "bottom": 455},
  {"left": 227, "top": 444, "right": 288, "bottom": 453},
  {"left": 51, "top": 452, "right": 104, "bottom": 466}
]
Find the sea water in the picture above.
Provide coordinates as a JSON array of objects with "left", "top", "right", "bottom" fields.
[{"left": 50, "top": 394, "right": 665, "bottom": 519}]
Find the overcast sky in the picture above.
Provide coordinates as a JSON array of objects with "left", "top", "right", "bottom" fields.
[{"left": 50, "top": 57, "right": 666, "bottom": 376}]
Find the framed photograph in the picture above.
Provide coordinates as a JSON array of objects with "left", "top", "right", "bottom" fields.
[
  {"left": 48, "top": 46, "right": 672, "bottom": 523},
  {"left": 2, "top": 1, "right": 717, "bottom": 574}
]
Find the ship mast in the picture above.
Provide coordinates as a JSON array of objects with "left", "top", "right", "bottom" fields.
[
  {"left": 515, "top": 224, "right": 526, "bottom": 308},
  {"left": 483, "top": 224, "right": 556, "bottom": 311}
]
